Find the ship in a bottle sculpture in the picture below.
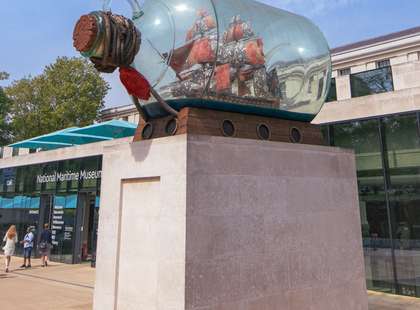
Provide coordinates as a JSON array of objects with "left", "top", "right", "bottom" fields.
[{"left": 73, "top": 0, "right": 331, "bottom": 143}]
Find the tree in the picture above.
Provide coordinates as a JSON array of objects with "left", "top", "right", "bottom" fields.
[
  {"left": 0, "top": 72, "right": 11, "bottom": 145},
  {"left": 6, "top": 57, "right": 110, "bottom": 142},
  {"left": 0, "top": 72, "right": 9, "bottom": 80}
]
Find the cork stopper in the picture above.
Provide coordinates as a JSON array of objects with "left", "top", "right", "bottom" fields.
[{"left": 73, "top": 14, "right": 99, "bottom": 53}]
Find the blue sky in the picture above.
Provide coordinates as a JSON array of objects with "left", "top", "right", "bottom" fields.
[{"left": 0, "top": 0, "right": 419, "bottom": 108}]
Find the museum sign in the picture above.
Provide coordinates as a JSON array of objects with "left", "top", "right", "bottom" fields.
[{"left": 36, "top": 169, "right": 102, "bottom": 184}]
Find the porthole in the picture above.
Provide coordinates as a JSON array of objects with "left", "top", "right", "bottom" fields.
[
  {"left": 290, "top": 127, "right": 302, "bottom": 143},
  {"left": 165, "top": 118, "right": 178, "bottom": 136},
  {"left": 256, "top": 123, "right": 271, "bottom": 140},
  {"left": 221, "top": 119, "right": 235, "bottom": 137},
  {"left": 141, "top": 123, "right": 154, "bottom": 140}
]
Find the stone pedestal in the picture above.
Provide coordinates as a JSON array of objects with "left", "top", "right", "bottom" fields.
[{"left": 94, "top": 134, "right": 368, "bottom": 310}]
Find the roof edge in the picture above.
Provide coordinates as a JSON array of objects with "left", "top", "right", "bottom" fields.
[{"left": 331, "top": 26, "right": 420, "bottom": 55}]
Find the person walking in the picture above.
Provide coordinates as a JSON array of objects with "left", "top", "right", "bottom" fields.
[
  {"left": 2, "top": 225, "right": 18, "bottom": 273},
  {"left": 39, "top": 223, "right": 52, "bottom": 267},
  {"left": 20, "top": 226, "right": 34, "bottom": 268}
]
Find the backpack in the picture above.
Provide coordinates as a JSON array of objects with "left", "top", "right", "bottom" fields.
[{"left": 39, "top": 241, "right": 47, "bottom": 250}]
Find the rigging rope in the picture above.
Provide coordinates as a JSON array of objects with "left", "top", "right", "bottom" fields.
[{"left": 89, "top": 11, "right": 141, "bottom": 73}]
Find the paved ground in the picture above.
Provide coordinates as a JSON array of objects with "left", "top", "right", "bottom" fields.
[
  {"left": 368, "top": 291, "right": 420, "bottom": 310},
  {"left": 0, "top": 257, "right": 94, "bottom": 310},
  {"left": 1, "top": 257, "right": 420, "bottom": 309}
]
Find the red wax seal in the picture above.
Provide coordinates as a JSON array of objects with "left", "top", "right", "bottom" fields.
[
  {"left": 119, "top": 67, "right": 151, "bottom": 101},
  {"left": 73, "top": 14, "right": 99, "bottom": 53}
]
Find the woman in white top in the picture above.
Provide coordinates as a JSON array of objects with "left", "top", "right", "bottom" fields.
[{"left": 2, "top": 225, "right": 18, "bottom": 273}]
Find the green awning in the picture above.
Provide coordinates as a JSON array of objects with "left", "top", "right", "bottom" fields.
[{"left": 9, "top": 120, "right": 137, "bottom": 150}]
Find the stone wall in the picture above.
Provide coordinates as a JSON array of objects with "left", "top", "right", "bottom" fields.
[{"left": 94, "top": 135, "right": 368, "bottom": 310}]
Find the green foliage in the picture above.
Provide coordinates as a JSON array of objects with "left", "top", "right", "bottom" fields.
[
  {"left": 0, "top": 71, "right": 11, "bottom": 145},
  {"left": 6, "top": 57, "right": 110, "bottom": 142},
  {"left": 0, "top": 86, "right": 11, "bottom": 145},
  {"left": 0, "top": 71, "right": 9, "bottom": 80}
]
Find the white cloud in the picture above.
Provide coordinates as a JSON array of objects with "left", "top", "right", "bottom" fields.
[{"left": 259, "top": 0, "right": 361, "bottom": 16}]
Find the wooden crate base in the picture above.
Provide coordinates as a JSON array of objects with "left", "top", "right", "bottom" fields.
[{"left": 133, "top": 107, "right": 325, "bottom": 146}]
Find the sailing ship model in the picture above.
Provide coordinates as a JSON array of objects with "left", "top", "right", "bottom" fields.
[{"left": 161, "top": 10, "right": 280, "bottom": 108}]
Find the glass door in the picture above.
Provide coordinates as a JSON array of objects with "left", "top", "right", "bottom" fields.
[
  {"left": 38, "top": 195, "right": 53, "bottom": 229},
  {"left": 74, "top": 192, "right": 97, "bottom": 264},
  {"left": 49, "top": 194, "right": 77, "bottom": 264},
  {"left": 37, "top": 195, "right": 53, "bottom": 252}
]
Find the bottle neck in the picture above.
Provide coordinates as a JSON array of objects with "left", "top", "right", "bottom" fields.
[{"left": 102, "top": 0, "right": 143, "bottom": 20}]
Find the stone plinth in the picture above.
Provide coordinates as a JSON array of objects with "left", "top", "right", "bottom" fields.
[{"left": 94, "top": 134, "right": 367, "bottom": 310}]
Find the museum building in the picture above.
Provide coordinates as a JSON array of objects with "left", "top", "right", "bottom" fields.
[
  {"left": 1, "top": 25, "right": 420, "bottom": 298},
  {"left": 313, "top": 26, "right": 420, "bottom": 297},
  {"left": 0, "top": 120, "right": 136, "bottom": 264}
]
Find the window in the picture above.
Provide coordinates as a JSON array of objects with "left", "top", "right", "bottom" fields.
[
  {"left": 4, "top": 167, "right": 16, "bottom": 193},
  {"left": 0, "top": 147, "right": 3, "bottom": 159},
  {"left": 29, "top": 148, "right": 37, "bottom": 154},
  {"left": 12, "top": 148, "right": 19, "bottom": 157},
  {"left": 0, "top": 155, "right": 103, "bottom": 264},
  {"left": 338, "top": 68, "right": 351, "bottom": 76},
  {"left": 41, "top": 162, "right": 58, "bottom": 192},
  {"left": 376, "top": 59, "right": 390, "bottom": 69},
  {"left": 383, "top": 114, "right": 420, "bottom": 297},
  {"left": 80, "top": 156, "right": 102, "bottom": 190},
  {"left": 350, "top": 66, "right": 394, "bottom": 98},
  {"left": 325, "top": 78, "right": 337, "bottom": 102},
  {"left": 329, "top": 113, "right": 420, "bottom": 297},
  {"left": 122, "top": 116, "right": 129, "bottom": 121},
  {"left": 331, "top": 119, "right": 395, "bottom": 294}
]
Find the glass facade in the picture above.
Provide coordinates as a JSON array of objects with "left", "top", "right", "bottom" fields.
[
  {"left": 326, "top": 112, "right": 420, "bottom": 297},
  {"left": 0, "top": 156, "right": 102, "bottom": 264},
  {"left": 350, "top": 66, "right": 394, "bottom": 98}
]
